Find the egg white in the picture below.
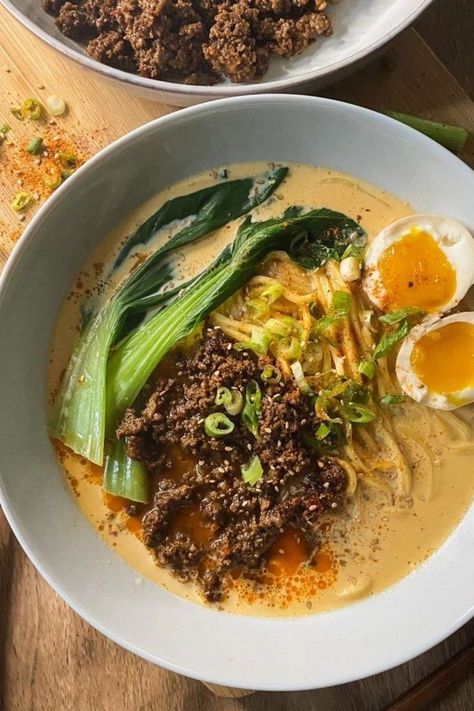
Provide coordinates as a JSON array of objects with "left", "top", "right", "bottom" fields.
[
  {"left": 396, "top": 312, "right": 474, "bottom": 410},
  {"left": 363, "top": 215, "right": 474, "bottom": 314}
]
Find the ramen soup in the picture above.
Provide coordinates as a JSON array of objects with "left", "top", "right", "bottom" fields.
[{"left": 49, "top": 162, "right": 474, "bottom": 616}]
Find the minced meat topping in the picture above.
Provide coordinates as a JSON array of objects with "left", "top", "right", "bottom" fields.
[
  {"left": 117, "top": 327, "right": 346, "bottom": 601},
  {"left": 41, "top": 0, "right": 333, "bottom": 85}
]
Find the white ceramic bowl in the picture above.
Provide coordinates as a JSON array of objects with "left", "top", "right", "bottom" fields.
[
  {"left": 1, "top": 0, "right": 433, "bottom": 106},
  {"left": 1, "top": 95, "right": 473, "bottom": 691}
]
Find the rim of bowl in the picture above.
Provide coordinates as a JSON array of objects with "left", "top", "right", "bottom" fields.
[
  {"left": 0, "top": 0, "right": 433, "bottom": 98},
  {"left": 1, "top": 94, "right": 473, "bottom": 690}
]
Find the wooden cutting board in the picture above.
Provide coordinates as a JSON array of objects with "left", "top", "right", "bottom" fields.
[{"left": 1, "top": 7, "right": 474, "bottom": 710}]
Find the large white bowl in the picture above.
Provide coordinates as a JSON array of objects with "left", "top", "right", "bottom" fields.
[
  {"left": 1, "top": 0, "right": 433, "bottom": 106},
  {"left": 1, "top": 95, "right": 473, "bottom": 691}
]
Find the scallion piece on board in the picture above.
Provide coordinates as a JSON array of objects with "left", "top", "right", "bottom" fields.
[{"left": 384, "top": 111, "right": 468, "bottom": 153}]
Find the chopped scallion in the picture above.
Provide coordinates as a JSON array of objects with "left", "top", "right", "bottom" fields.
[
  {"left": 242, "top": 380, "right": 262, "bottom": 437},
  {"left": 11, "top": 191, "right": 33, "bottom": 212},
  {"left": 276, "top": 336, "right": 302, "bottom": 361},
  {"left": 204, "top": 412, "right": 235, "bottom": 437},
  {"left": 261, "top": 364, "right": 281, "bottom": 384},
  {"left": 27, "top": 136, "right": 43, "bottom": 155},
  {"left": 379, "top": 306, "right": 425, "bottom": 325},
  {"left": 241, "top": 455, "right": 263, "bottom": 486},
  {"left": 379, "top": 394, "right": 406, "bottom": 406},
  {"left": 384, "top": 111, "right": 468, "bottom": 153},
  {"left": 215, "top": 387, "right": 243, "bottom": 415},
  {"left": 46, "top": 95, "right": 67, "bottom": 117},
  {"left": 341, "top": 402, "right": 376, "bottom": 424},
  {"left": 358, "top": 359, "right": 375, "bottom": 380},
  {"left": 290, "top": 361, "right": 313, "bottom": 395},
  {"left": 315, "top": 422, "right": 331, "bottom": 440},
  {"left": 21, "top": 98, "right": 43, "bottom": 120}
]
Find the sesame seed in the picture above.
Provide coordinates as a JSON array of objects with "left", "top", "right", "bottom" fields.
[
  {"left": 223, "top": 459, "right": 230, "bottom": 466},
  {"left": 277, "top": 440, "right": 281, "bottom": 448},
  {"left": 264, "top": 427, "right": 272, "bottom": 434},
  {"left": 323, "top": 481, "right": 330, "bottom": 489},
  {"left": 309, "top": 504, "right": 317, "bottom": 511},
  {"left": 217, "top": 467, "right": 225, "bottom": 474},
  {"left": 227, "top": 343, "right": 232, "bottom": 350},
  {"left": 301, "top": 419, "right": 307, "bottom": 425},
  {"left": 331, "top": 502, "right": 338, "bottom": 508},
  {"left": 224, "top": 446, "right": 233, "bottom": 452},
  {"left": 278, "top": 549, "right": 285, "bottom": 555},
  {"left": 198, "top": 460, "right": 205, "bottom": 466},
  {"left": 317, "top": 461, "right": 324, "bottom": 469},
  {"left": 285, "top": 422, "right": 289, "bottom": 429},
  {"left": 274, "top": 485, "right": 279, "bottom": 492},
  {"left": 247, "top": 443, "right": 252, "bottom": 451}
]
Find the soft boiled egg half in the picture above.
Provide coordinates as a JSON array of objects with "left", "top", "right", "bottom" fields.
[
  {"left": 396, "top": 313, "right": 474, "bottom": 410},
  {"left": 363, "top": 215, "right": 474, "bottom": 314}
]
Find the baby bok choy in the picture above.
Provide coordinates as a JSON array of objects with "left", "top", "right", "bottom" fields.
[{"left": 50, "top": 166, "right": 288, "bottom": 466}]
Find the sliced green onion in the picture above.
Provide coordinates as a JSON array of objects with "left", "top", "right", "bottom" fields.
[
  {"left": 315, "top": 394, "right": 330, "bottom": 420},
  {"left": 204, "top": 412, "right": 235, "bottom": 437},
  {"left": 44, "top": 169, "right": 62, "bottom": 191},
  {"left": 316, "top": 423, "right": 331, "bottom": 440},
  {"left": 261, "top": 364, "right": 281, "bottom": 384},
  {"left": 215, "top": 387, "right": 244, "bottom": 415},
  {"left": 259, "top": 282, "right": 284, "bottom": 304},
  {"left": 21, "top": 98, "right": 43, "bottom": 120},
  {"left": 341, "top": 402, "right": 376, "bottom": 424},
  {"left": 27, "top": 136, "right": 43, "bottom": 155},
  {"left": 276, "top": 336, "right": 302, "bottom": 361},
  {"left": 246, "top": 298, "right": 268, "bottom": 319},
  {"left": 104, "top": 438, "right": 149, "bottom": 503},
  {"left": 379, "top": 394, "right": 406, "bottom": 406},
  {"left": 384, "top": 111, "right": 468, "bottom": 153},
  {"left": 358, "top": 359, "right": 376, "bottom": 380},
  {"left": 46, "top": 94, "right": 67, "bottom": 117},
  {"left": 265, "top": 317, "right": 292, "bottom": 338},
  {"left": 332, "top": 291, "right": 351, "bottom": 314},
  {"left": 341, "top": 244, "right": 364, "bottom": 262},
  {"left": 374, "top": 319, "right": 410, "bottom": 360},
  {"left": 290, "top": 361, "right": 313, "bottom": 396},
  {"left": 234, "top": 327, "right": 271, "bottom": 356},
  {"left": 11, "top": 191, "right": 33, "bottom": 212},
  {"left": 379, "top": 306, "right": 425, "bottom": 325},
  {"left": 0, "top": 123, "right": 11, "bottom": 134},
  {"left": 242, "top": 380, "right": 262, "bottom": 437},
  {"left": 241, "top": 455, "right": 264, "bottom": 487},
  {"left": 58, "top": 150, "right": 77, "bottom": 167}
]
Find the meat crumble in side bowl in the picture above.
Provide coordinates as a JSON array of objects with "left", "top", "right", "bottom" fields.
[{"left": 1, "top": 0, "right": 434, "bottom": 104}]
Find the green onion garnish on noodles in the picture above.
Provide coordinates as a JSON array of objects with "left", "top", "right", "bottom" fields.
[
  {"left": 290, "top": 361, "right": 314, "bottom": 396},
  {"left": 384, "top": 111, "right": 468, "bottom": 153},
  {"left": 234, "top": 327, "right": 271, "bottom": 356},
  {"left": 316, "top": 423, "right": 331, "bottom": 440},
  {"left": 358, "top": 359, "right": 376, "bottom": 380},
  {"left": 341, "top": 402, "right": 376, "bottom": 424},
  {"left": 379, "top": 394, "right": 406, "bottom": 406},
  {"left": 215, "top": 387, "right": 244, "bottom": 415},
  {"left": 241, "top": 455, "right": 264, "bottom": 486},
  {"left": 103, "top": 438, "right": 149, "bottom": 503}
]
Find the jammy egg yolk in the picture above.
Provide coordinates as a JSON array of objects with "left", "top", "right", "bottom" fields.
[
  {"left": 377, "top": 229, "right": 457, "bottom": 312},
  {"left": 410, "top": 322, "right": 474, "bottom": 394}
]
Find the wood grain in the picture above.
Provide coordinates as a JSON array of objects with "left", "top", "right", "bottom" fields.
[{"left": 1, "top": 2, "right": 474, "bottom": 710}]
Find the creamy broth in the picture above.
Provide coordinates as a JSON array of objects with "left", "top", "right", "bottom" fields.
[{"left": 49, "top": 162, "right": 474, "bottom": 616}]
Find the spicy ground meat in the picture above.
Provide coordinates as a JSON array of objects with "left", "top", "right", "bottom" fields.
[
  {"left": 41, "top": 0, "right": 333, "bottom": 84},
  {"left": 118, "top": 327, "right": 346, "bottom": 601}
]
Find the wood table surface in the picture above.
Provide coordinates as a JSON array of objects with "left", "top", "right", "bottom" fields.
[{"left": 1, "top": 1, "right": 474, "bottom": 709}]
